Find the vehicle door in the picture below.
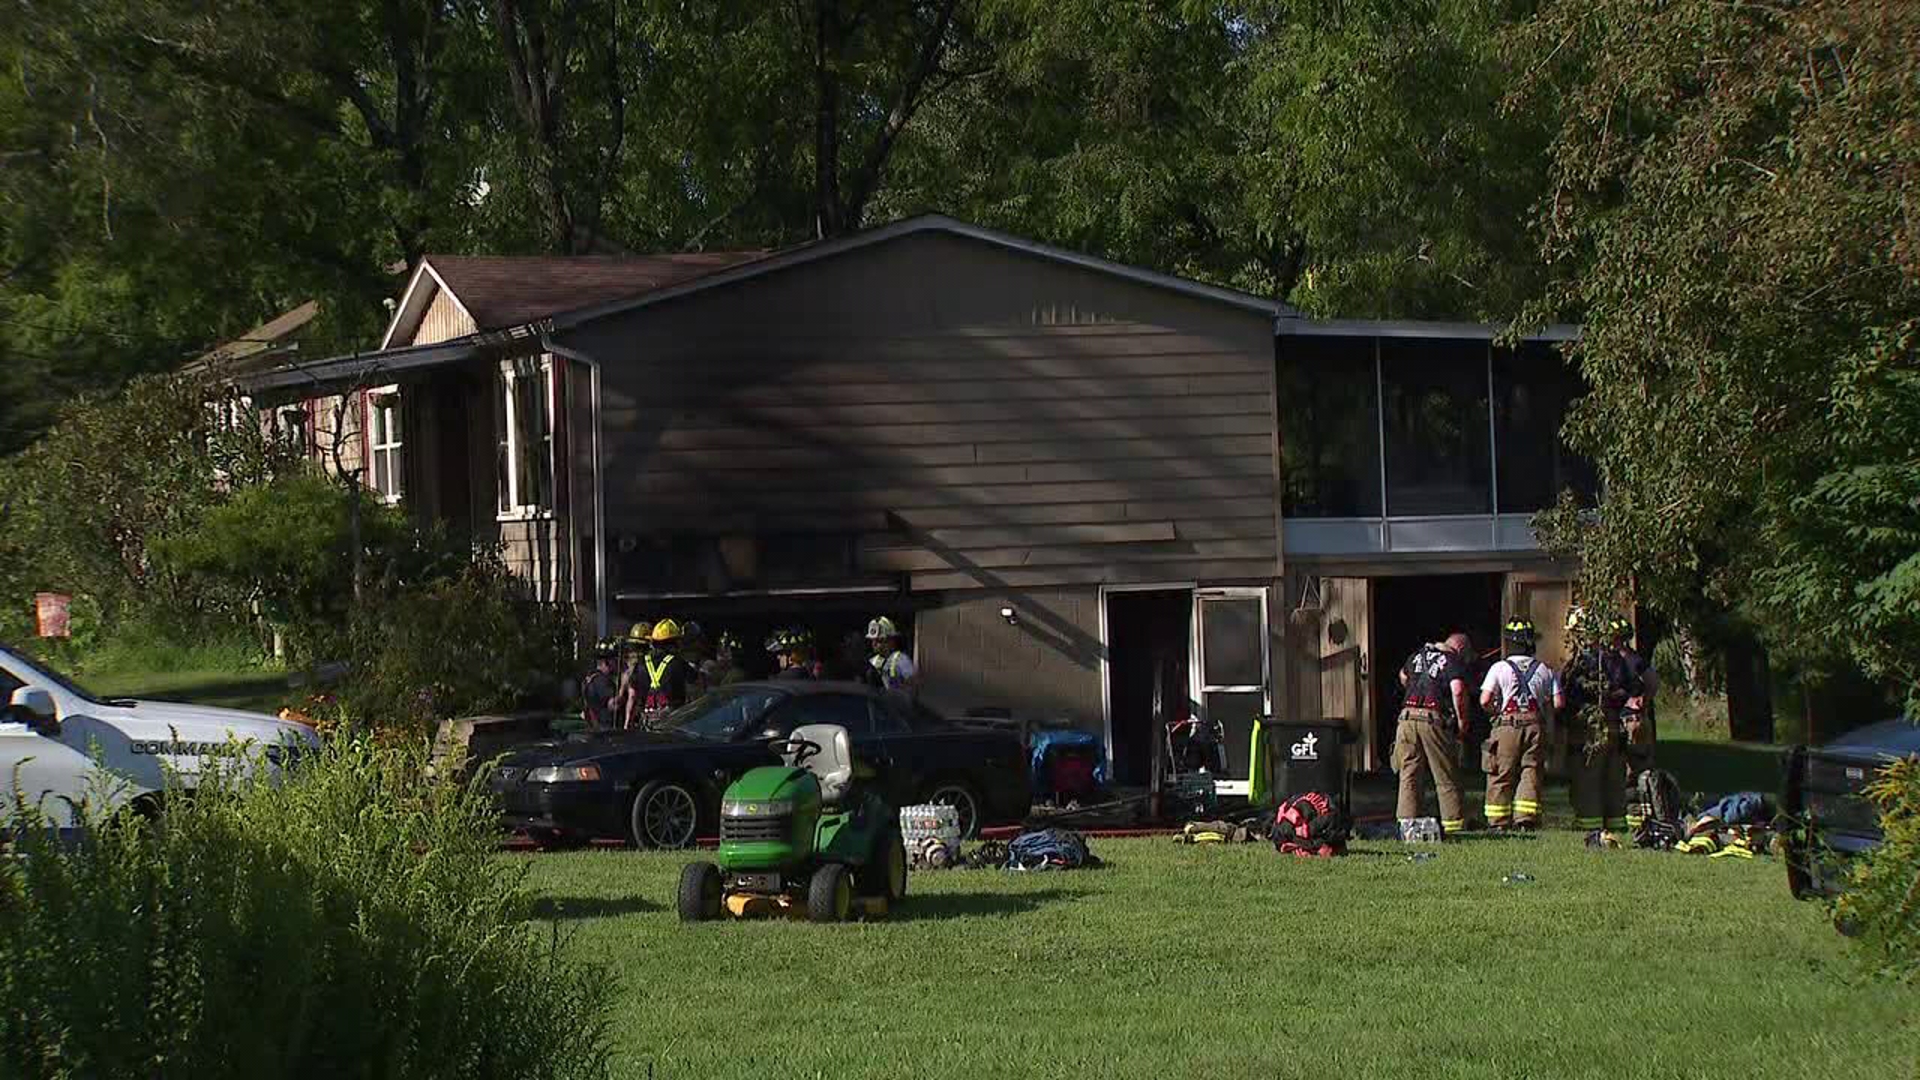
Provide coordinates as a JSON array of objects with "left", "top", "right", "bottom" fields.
[{"left": 0, "top": 665, "right": 97, "bottom": 831}]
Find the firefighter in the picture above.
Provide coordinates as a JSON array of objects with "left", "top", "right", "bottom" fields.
[
  {"left": 1610, "top": 613, "right": 1659, "bottom": 783},
  {"left": 635, "top": 619, "right": 693, "bottom": 727},
  {"left": 1392, "top": 631, "right": 1473, "bottom": 836},
  {"left": 580, "top": 637, "right": 621, "bottom": 732},
  {"left": 865, "top": 616, "right": 919, "bottom": 698},
  {"left": 702, "top": 631, "right": 747, "bottom": 689},
  {"left": 776, "top": 628, "right": 821, "bottom": 680},
  {"left": 615, "top": 621, "right": 652, "bottom": 730},
  {"left": 1563, "top": 608, "right": 1639, "bottom": 837},
  {"left": 1479, "top": 617, "right": 1563, "bottom": 832}
]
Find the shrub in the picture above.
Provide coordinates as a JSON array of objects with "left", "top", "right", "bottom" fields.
[
  {"left": 0, "top": 374, "right": 295, "bottom": 634},
  {"left": 342, "top": 556, "right": 576, "bottom": 732},
  {"left": 0, "top": 737, "right": 613, "bottom": 1080},
  {"left": 151, "top": 469, "right": 470, "bottom": 662},
  {"left": 1836, "top": 755, "right": 1920, "bottom": 982}
]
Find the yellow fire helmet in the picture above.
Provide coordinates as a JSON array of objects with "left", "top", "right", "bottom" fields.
[
  {"left": 649, "top": 618, "right": 683, "bottom": 643},
  {"left": 625, "top": 620, "right": 654, "bottom": 644}
]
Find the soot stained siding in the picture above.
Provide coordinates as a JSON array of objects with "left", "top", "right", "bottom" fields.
[{"left": 572, "top": 230, "right": 1282, "bottom": 594}]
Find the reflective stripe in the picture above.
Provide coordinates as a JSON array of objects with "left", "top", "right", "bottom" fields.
[
  {"left": 1441, "top": 819, "right": 1466, "bottom": 831},
  {"left": 1513, "top": 799, "right": 1541, "bottom": 812}
]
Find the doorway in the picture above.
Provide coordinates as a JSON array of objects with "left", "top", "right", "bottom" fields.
[
  {"left": 1369, "top": 573, "right": 1503, "bottom": 766},
  {"left": 1103, "top": 589, "right": 1192, "bottom": 787}
]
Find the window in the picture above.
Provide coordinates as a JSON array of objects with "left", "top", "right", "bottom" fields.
[
  {"left": 1380, "top": 339, "right": 1493, "bottom": 516},
  {"left": 1492, "top": 344, "right": 1599, "bottom": 512},
  {"left": 778, "top": 694, "right": 876, "bottom": 738},
  {"left": 495, "top": 358, "right": 554, "bottom": 516},
  {"left": 1279, "top": 336, "right": 1382, "bottom": 517},
  {"left": 366, "top": 387, "right": 403, "bottom": 502}
]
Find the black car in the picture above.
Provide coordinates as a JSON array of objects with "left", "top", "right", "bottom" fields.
[
  {"left": 1782, "top": 717, "right": 1920, "bottom": 898},
  {"left": 490, "top": 681, "right": 1030, "bottom": 849}
]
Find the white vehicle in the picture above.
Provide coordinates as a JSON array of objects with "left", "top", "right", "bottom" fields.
[{"left": 0, "top": 642, "right": 321, "bottom": 831}]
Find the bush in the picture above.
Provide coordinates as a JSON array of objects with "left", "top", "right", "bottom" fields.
[
  {"left": 151, "top": 469, "right": 471, "bottom": 662},
  {"left": 0, "top": 737, "right": 613, "bottom": 1079},
  {"left": 1837, "top": 756, "right": 1920, "bottom": 982},
  {"left": 342, "top": 556, "right": 576, "bottom": 732},
  {"left": 0, "top": 374, "right": 295, "bottom": 634}
]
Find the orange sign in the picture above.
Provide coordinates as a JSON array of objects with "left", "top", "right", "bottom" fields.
[{"left": 33, "top": 592, "right": 71, "bottom": 638}]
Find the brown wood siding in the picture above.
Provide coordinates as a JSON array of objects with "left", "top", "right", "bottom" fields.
[
  {"left": 414, "top": 285, "right": 477, "bottom": 345},
  {"left": 307, "top": 391, "right": 365, "bottom": 478},
  {"left": 571, "top": 230, "right": 1281, "bottom": 594}
]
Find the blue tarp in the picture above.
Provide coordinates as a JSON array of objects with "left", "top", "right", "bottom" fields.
[{"left": 1029, "top": 728, "right": 1107, "bottom": 795}]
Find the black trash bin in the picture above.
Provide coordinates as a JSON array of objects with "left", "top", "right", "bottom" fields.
[{"left": 1266, "top": 720, "right": 1354, "bottom": 812}]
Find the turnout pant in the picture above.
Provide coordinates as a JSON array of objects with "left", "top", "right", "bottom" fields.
[
  {"left": 1572, "top": 732, "right": 1628, "bottom": 833},
  {"left": 1484, "top": 720, "right": 1545, "bottom": 828},
  {"left": 1394, "top": 708, "right": 1466, "bottom": 833}
]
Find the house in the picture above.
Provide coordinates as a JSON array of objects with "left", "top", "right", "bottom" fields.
[{"left": 236, "top": 215, "right": 1586, "bottom": 790}]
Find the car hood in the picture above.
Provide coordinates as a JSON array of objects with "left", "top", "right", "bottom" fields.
[
  {"left": 1822, "top": 718, "right": 1920, "bottom": 761},
  {"left": 88, "top": 698, "right": 319, "bottom": 748},
  {"left": 497, "top": 728, "right": 700, "bottom": 767}
]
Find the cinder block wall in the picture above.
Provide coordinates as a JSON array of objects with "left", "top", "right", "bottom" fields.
[{"left": 915, "top": 588, "right": 1104, "bottom": 732}]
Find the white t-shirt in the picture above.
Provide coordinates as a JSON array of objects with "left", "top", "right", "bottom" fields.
[{"left": 1480, "top": 655, "right": 1560, "bottom": 714}]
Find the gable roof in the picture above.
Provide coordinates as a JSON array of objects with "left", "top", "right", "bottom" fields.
[
  {"left": 543, "top": 214, "right": 1288, "bottom": 331},
  {"left": 185, "top": 299, "right": 322, "bottom": 376},
  {"left": 379, "top": 249, "right": 766, "bottom": 348}
]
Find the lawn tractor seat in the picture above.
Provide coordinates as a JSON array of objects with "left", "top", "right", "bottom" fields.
[{"left": 786, "top": 723, "right": 856, "bottom": 807}]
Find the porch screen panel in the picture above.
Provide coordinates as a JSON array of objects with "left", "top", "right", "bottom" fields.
[
  {"left": 1380, "top": 338, "right": 1492, "bottom": 516},
  {"left": 1492, "top": 343, "right": 1598, "bottom": 512},
  {"left": 1278, "top": 336, "right": 1381, "bottom": 517}
]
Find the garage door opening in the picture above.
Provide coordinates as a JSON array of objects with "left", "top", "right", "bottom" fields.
[
  {"left": 1369, "top": 573, "right": 1504, "bottom": 766},
  {"left": 1103, "top": 589, "right": 1192, "bottom": 787}
]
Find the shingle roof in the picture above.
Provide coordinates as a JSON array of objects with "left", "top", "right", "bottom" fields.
[{"left": 424, "top": 251, "right": 766, "bottom": 330}]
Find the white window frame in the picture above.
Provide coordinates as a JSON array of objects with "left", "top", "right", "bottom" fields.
[
  {"left": 496, "top": 356, "right": 556, "bottom": 520},
  {"left": 364, "top": 385, "right": 404, "bottom": 504}
]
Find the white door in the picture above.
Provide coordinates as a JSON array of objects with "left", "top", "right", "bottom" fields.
[
  {"left": 0, "top": 722, "right": 96, "bottom": 831},
  {"left": 1192, "top": 588, "right": 1272, "bottom": 797}
]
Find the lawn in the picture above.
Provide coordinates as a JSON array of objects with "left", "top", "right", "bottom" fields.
[
  {"left": 524, "top": 834, "right": 1919, "bottom": 1080},
  {"left": 86, "top": 667, "right": 291, "bottom": 714}
]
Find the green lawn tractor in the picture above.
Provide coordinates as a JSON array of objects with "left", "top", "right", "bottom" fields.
[{"left": 677, "top": 723, "right": 908, "bottom": 923}]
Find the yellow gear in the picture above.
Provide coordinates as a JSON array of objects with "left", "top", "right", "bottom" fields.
[
  {"left": 625, "top": 621, "right": 654, "bottom": 644},
  {"left": 650, "top": 618, "right": 683, "bottom": 643}
]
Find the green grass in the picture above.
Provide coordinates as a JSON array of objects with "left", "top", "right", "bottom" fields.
[
  {"left": 85, "top": 667, "right": 291, "bottom": 714},
  {"left": 69, "top": 636, "right": 291, "bottom": 715},
  {"left": 524, "top": 838, "right": 1920, "bottom": 1080}
]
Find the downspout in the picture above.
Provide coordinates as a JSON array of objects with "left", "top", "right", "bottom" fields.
[{"left": 539, "top": 333, "right": 609, "bottom": 640}]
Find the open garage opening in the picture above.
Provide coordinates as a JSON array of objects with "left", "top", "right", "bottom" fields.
[{"left": 1369, "top": 573, "right": 1504, "bottom": 766}]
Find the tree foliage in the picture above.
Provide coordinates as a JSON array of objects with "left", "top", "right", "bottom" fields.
[
  {"left": 0, "top": 374, "right": 296, "bottom": 637},
  {"left": 1521, "top": 0, "right": 1920, "bottom": 713}
]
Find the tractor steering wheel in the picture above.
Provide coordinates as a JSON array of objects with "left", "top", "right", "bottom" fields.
[{"left": 775, "top": 735, "right": 824, "bottom": 764}]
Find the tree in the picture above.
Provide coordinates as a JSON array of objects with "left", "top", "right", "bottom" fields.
[{"left": 1519, "top": 0, "right": 1920, "bottom": 728}]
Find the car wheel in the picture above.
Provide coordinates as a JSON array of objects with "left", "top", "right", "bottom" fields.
[
  {"left": 631, "top": 779, "right": 702, "bottom": 849},
  {"left": 926, "top": 780, "right": 982, "bottom": 839},
  {"left": 678, "top": 862, "right": 723, "bottom": 922},
  {"left": 807, "top": 863, "right": 852, "bottom": 923}
]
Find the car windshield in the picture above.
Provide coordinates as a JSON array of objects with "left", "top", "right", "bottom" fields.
[
  {"left": 671, "top": 687, "right": 786, "bottom": 741},
  {"left": 0, "top": 643, "right": 107, "bottom": 706}
]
